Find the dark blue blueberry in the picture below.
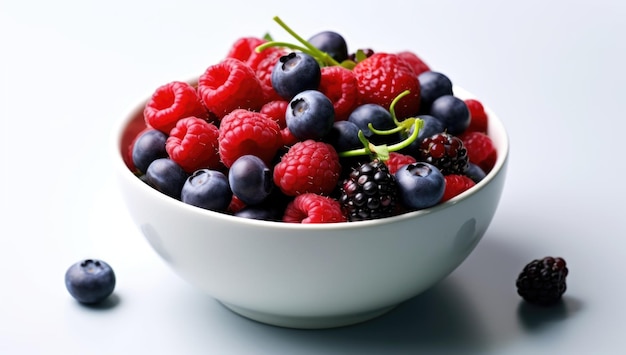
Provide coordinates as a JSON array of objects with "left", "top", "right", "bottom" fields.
[
  {"left": 418, "top": 71, "right": 453, "bottom": 113},
  {"left": 131, "top": 129, "right": 168, "bottom": 174},
  {"left": 348, "top": 104, "right": 399, "bottom": 145},
  {"left": 65, "top": 259, "right": 116, "bottom": 304},
  {"left": 429, "top": 95, "right": 470, "bottom": 135},
  {"left": 271, "top": 52, "right": 321, "bottom": 100},
  {"left": 181, "top": 169, "right": 232, "bottom": 212},
  {"left": 400, "top": 115, "right": 445, "bottom": 158},
  {"left": 395, "top": 162, "right": 445, "bottom": 210},
  {"left": 234, "top": 205, "right": 283, "bottom": 221},
  {"left": 146, "top": 158, "right": 188, "bottom": 200},
  {"left": 228, "top": 155, "right": 273, "bottom": 206},
  {"left": 307, "top": 31, "right": 349, "bottom": 63},
  {"left": 326, "top": 120, "right": 362, "bottom": 152},
  {"left": 466, "top": 163, "right": 487, "bottom": 183},
  {"left": 285, "top": 90, "right": 335, "bottom": 141}
]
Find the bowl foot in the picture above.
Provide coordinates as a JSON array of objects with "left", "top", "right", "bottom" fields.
[{"left": 219, "top": 301, "right": 398, "bottom": 329}]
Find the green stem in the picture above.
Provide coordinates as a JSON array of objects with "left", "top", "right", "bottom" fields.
[{"left": 270, "top": 16, "right": 341, "bottom": 67}]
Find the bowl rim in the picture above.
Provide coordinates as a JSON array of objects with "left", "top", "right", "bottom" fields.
[{"left": 112, "top": 86, "right": 509, "bottom": 231}]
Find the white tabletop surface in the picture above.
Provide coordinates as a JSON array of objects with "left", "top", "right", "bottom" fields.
[{"left": 2, "top": 0, "right": 625, "bottom": 354}]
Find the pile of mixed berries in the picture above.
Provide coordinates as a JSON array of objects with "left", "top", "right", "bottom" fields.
[{"left": 125, "top": 17, "right": 498, "bottom": 223}]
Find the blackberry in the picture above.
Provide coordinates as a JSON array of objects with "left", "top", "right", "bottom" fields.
[
  {"left": 516, "top": 257, "right": 569, "bottom": 305},
  {"left": 339, "top": 159, "right": 398, "bottom": 221},
  {"left": 419, "top": 132, "right": 469, "bottom": 175}
]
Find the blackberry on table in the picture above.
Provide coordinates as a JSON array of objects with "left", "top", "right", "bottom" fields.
[
  {"left": 516, "top": 256, "right": 569, "bottom": 305},
  {"left": 339, "top": 159, "right": 398, "bottom": 221}
]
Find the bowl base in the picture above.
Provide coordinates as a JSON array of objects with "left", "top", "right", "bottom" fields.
[{"left": 219, "top": 301, "right": 398, "bottom": 329}]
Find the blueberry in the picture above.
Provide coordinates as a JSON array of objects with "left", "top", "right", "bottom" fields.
[
  {"left": 307, "top": 31, "right": 349, "bottom": 63},
  {"left": 235, "top": 205, "right": 283, "bottom": 221},
  {"left": 429, "top": 95, "right": 470, "bottom": 135},
  {"left": 400, "top": 115, "right": 445, "bottom": 158},
  {"left": 145, "top": 158, "right": 188, "bottom": 200},
  {"left": 271, "top": 52, "right": 321, "bottom": 100},
  {"left": 395, "top": 162, "right": 445, "bottom": 210},
  {"left": 228, "top": 155, "right": 273, "bottom": 205},
  {"left": 132, "top": 129, "right": 168, "bottom": 174},
  {"left": 65, "top": 259, "right": 116, "bottom": 304},
  {"left": 466, "top": 162, "right": 487, "bottom": 183},
  {"left": 285, "top": 90, "right": 335, "bottom": 141},
  {"left": 348, "top": 104, "right": 399, "bottom": 145},
  {"left": 326, "top": 120, "right": 362, "bottom": 152},
  {"left": 418, "top": 71, "right": 453, "bottom": 113},
  {"left": 181, "top": 169, "right": 232, "bottom": 212}
]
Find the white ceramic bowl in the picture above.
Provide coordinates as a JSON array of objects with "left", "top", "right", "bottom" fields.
[{"left": 113, "top": 87, "right": 509, "bottom": 329}]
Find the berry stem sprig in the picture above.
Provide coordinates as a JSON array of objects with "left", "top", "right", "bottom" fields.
[
  {"left": 367, "top": 90, "right": 417, "bottom": 137},
  {"left": 256, "top": 16, "right": 342, "bottom": 68},
  {"left": 338, "top": 119, "right": 423, "bottom": 162},
  {"left": 339, "top": 90, "right": 424, "bottom": 161}
]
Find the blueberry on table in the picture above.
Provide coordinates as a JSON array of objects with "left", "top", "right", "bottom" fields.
[{"left": 65, "top": 259, "right": 116, "bottom": 304}]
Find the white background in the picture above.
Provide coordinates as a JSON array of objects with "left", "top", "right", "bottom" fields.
[{"left": 2, "top": 0, "right": 625, "bottom": 354}]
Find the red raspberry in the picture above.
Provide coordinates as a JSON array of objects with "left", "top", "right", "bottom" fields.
[
  {"left": 143, "top": 81, "right": 208, "bottom": 134},
  {"left": 260, "top": 100, "right": 288, "bottom": 129},
  {"left": 396, "top": 51, "right": 431, "bottom": 76},
  {"left": 165, "top": 117, "right": 221, "bottom": 173},
  {"left": 459, "top": 131, "right": 497, "bottom": 173},
  {"left": 353, "top": 52, "right": 421, "bottom": 120},
  {"left": 465, "top": 98, "right": 489, "bottom": 133},
  {"left": 318, "top": 66, "right": 359, "bottom": 121},
  {"left": 227, "top": 195, "right": 247, "bottom": 214},
  {"left": 225, "top": 37, "right": 266, "bottom": 62},
  {"left": 273, "top": 140, "right": 341, "bottom": 196},
  {"left": 218, "top": 109, "right": 283, "bottom": 168},
  {"left": 283, "top": 193, "right": 347, "bottom": 223},
  {"left": 197, "top": 58, "right": 265, "bottom": 119},
  {"left": 442, "top": 174, "right": 476, "bottom": 202},
  {"left": 280, "top": 127, "right": 299, "bottom": 147},
  {"left": 252, "top": 47, "right": 287, "bottom": 102},
  {"left": 386, "top": 152, "right": 417, "bottom": 175}
]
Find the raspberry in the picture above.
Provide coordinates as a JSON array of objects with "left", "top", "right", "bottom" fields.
[
  {"left": 353, "top": 52, "right": 421, "bottom": 120},
  {"left": 283, "top": 193, "right": 347, "bottom": 223},
  {"left": 143, "top": 81, "right": 208, "bottom": 134},
  {"left": 197, "top": 58, "right": 265, "bottom": 119},
  {"left": 386, "top": 152, "right": 417, "bottom": 175},
  {"left": 441, "top": 174, "right": 476, "bottom": 202},
  {"left": 396, "top": 50, "right": 431, "bottom": 76},
  {"left": 165, "top": 117, "right": 221, "bottom": 173},
  {"left": 273, "top": 140, "right": 342, "bottom": 196},
  {"left": 459, "top": 131, "right": 497, "bottom": 174},
  {"left": 218, "top": 109, "right": 283, "bottom": 168},
  {"left": 339, "top": 159, "right": 398, "bottom": 221},
  {"left": 318, "top": 66, "right": 359, "bottom": 121},
  {"left": 280, "top": 127, "right": 299, "bottom": 147},
  {"left": 516, "top": 257, "right": 568, "bottom": 305},
  {"left": 419, "top": 132, "right": 469, "bottom": 175},
  {"left": 465, "top": 98, "right": 489, "bottom": 133},
  {"left": 225, "top": 37, "right": 266, "bottom": 62},
  {"left": 253, "top": 47, "right": 287, "bottom": 102},
  {"left": 260, "top": 100, "right": 289, "bottom": 129}
]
